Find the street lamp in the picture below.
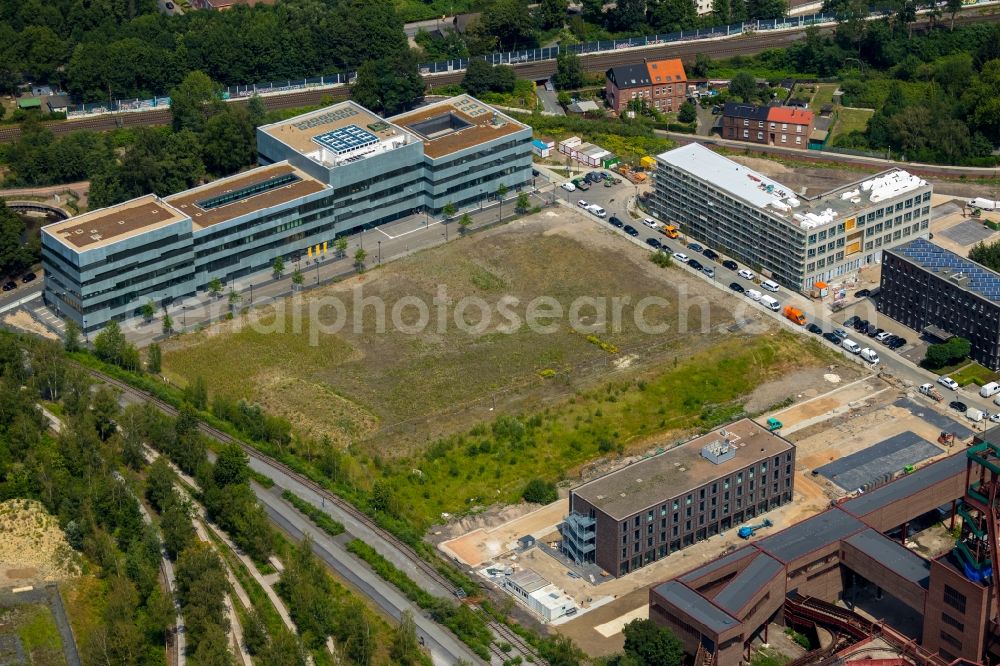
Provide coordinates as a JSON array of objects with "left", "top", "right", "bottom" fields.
[
  {"left": 249, "top": 283, "right": 253, "bottom": 305},
  {"left": 316, "top": 258, "right": 320, "bottom": 283},
  {"left": 378, "top": 240, "right": 382, "bottom": 265}
]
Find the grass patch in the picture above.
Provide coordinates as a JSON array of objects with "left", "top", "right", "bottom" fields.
[
  {"left": 806, "top": 83, "right": 838, "bottom": 112},
  {"left": 0, "top": 603, "right": 66, "bottom": 665},
  {"left": 346, "top": 539, "right": 493, "bottom": 660},
  {"left": 61, "top": 577, "right": 105, "bottom": 664},
  {"left": 281, "top": 490, "right": 345, "bottom": 537},
  {"left": 949, "top": 362, "right": 999, "bottom": 387},
  {"left": 829, "top": 107, "right": 874, "bottom": 142}
]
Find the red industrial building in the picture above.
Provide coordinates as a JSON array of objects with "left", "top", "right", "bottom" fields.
[{"left": 650, "top": 429, "right": 1000, "bottom": 666}]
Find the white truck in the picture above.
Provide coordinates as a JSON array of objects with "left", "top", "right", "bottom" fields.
[
  {"left": 969, "top": 197, "right": 998, "bottom": 211},
  {"left": 967, "top": 407, "right": 985, "bottom": 423},
  {"left": 860, "top": 348, "right": 879, "bottom": 364},
  {"left": 919, "top": 383, "right": 943, "bottom": 401}
]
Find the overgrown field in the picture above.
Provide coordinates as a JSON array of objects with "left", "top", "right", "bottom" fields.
[
  {"left": 0, "top": 602, "right": 65, "bottom": 665},
  {"left": 162, "top": 214, "right": 734, "bottom": 452}
]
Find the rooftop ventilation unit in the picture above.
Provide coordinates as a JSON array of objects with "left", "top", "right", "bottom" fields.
[{"left": 702, "top": 440, "right": 736, "bottom": 465}]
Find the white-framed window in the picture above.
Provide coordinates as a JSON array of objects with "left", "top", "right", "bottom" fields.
[
  {"left": 781, "top": 134, "right": 787, "bottom": 142},
  {"left": 782, "top": 123, "right": 787, "bottom": 130},
  {"left": 743, "top": 129, "right": 749, "bottom": 138},
  {"left": 796, "top": 125, "right": 802, "bottom": 133},
  {"left": 795, "top": 136, "right": 802, "bottom": 144},
  {"left": 757, "top": 131, "right": 763, "bottom": 140},
  {"left": 769, "top": 122, "right": 775, "bottom": 129},
  {"left": 743, "top": 119, "right": 749, "bottom": 126}
]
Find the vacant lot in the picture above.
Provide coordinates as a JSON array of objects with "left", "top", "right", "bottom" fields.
[
  {"left": 0, "top": 603, "right": 65, "bottom": 665},
  {"left": 163, "top": 210, "right": 738, "bottom": 452},
  {"left": 830, "top": 107, "right": 874, "bottom": 142}
]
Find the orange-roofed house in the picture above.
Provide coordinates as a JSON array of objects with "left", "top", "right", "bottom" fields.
[
  {"left": 765, "top": 106, "right": 813, "bottom": 148},
  {"left": 644, "top": 58, "right": 687, "bottom": 114}
]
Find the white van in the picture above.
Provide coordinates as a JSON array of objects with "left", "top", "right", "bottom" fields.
[
  {"left": 761, "top": 279, "right": 779, "bottom": 292},
  {"left": 860, "top": 348, "right": 879, "bottom": 364},
  {"left": 842, "top": 339, "right": 861, "bottom": 354},
  {"left": 980, "top": 381, "right": 1000, "bottom": 398},
  {"left": 760, "top": 295, "right": 780, "bottom": 311},
  {"left": 746, "top": 289, "right": 762, "bottom": 302},
  {"left": 587, "top": 205, "right": 606, "bottom": 218}
]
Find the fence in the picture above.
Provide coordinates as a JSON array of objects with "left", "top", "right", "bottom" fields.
[{"left": 59, "top": 0, "right": 995, "bottom": 121}]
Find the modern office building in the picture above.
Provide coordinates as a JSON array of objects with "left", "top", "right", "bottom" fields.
[
  {"left": 560, "top": 419, "right": 795, "bottom": 577},
  {"left": 649, "top": 430, "right": 1000, "bottom": 666},
  {"left": 42, "top": 96, "right": 533, "bottom": 332},
  {"left": 879, "top": 239, "right": 1000, "bottom": 370},
  {"left": 647, "top": 143, "right": 932, "bottom": 292}
]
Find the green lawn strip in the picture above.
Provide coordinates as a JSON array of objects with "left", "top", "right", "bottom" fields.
[
  {"left": 281, "top": 490, "right": 345, "bottom": 537},
  {"left": 829, "top": 107, "right": 873, "bottom": 141},
  {"left": 949, "top": 362, "right": 999, "bottom": 387},
  {"left": 346, "top": 539, "right": 493, "bottom": 660}
]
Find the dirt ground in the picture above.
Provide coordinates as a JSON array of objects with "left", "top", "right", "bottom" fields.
[
  {"left": 439, "top": 499, "right": 568, "bottom": 567},
  {"left": 162, "top": 206, "right": 753, "bottom": 454},
  {"left": 0, "top": 500, "right": 80, "bottom": 589},
  {"left": 3, "top": 311, "right": 58, "bottom": 341}
]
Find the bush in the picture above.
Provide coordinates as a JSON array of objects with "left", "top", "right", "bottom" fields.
[
  {"left": 281, "top": 490, "right": 344, "bottom": 537},
  {"left": 923, "top": 337, "right": 971, "bottom": 370},
  {"left": 522, "top": 478, "right": 558, "bottom": 504}
]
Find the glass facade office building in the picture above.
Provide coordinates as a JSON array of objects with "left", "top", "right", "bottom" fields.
[{"left": 42, "top": 96, "right": 533, "bottom": 332}]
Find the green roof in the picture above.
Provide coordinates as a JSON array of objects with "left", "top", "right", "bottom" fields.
[{"left": 17, "top": 97, "right": 41, "bottom": 109}]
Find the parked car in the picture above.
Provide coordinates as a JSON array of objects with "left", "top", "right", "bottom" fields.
[
  {"left": 729, "top": 282, "right": 745, "bottom": 294},
  {"left": 722, "top": 259, "right": 738, "bottom": 271},
  {"left": 688, "top": 259, "right": 703, "bottom": 271},
  {"left": 561, "top": 181, "right": 576, "bottom": 191},
  {"left": 833, "top": 328, "right": 849, "bottom": 340},
  {"left": 703, "top": 266, "right": 715, "bottom": 278},
  {"left": 875, "top": 331, "right": 893, "bottom": 342},
  {"left": 646, "top": 237, "right": 662, "bottom": 249},
  {"left": 883, "top": 334, "right": 900, "bottom": 347},
  {"left": 587, "top": 204, "right": 606, "bottom": 218},
  {"left": 855, "top": 288, "right": 871, "bottom": 298},
  {"left": 576, "top": 180, "right": 590, "bottom": 190},
  {"left": 950, "top": 400, "right": 968, "bottom": 413},
  {"left": 609, "top": 217, "right": 624, "bottom": 228},
  {"left": 2, "top": 281, "right": 15, "bottom": 292},
  {"left": 806, "top": 323, "right": 823, "bottom": 335},
  {"left": 20, "top": 273, "right": 36, "bottom": 284},
  {"left": 845, "top": 315, "right": 860, "bottom": 327},
  {"left": 938, "top": 376, "right": 960, "bottom": 391},
  {"left": 687, "top": 242, "right": 704, "bottom": 252},
  {"left": 702, "top": 249, "right": 718, "bottom": 261},
  {"left": 672, "top": 252, "right": 689, "bottom": 262},
  {"left": 642, "top": 218, "right": 659, "bottom": 230},
  {"left": 623, "top": 225, "right": 639, "bottom": 237},
  {"left": 853, "top": 318, "right": 868, "bottom": 332},
  {"left": 737, "top": 268, "right": 756, "bottom": 281},
  {"left": 867, "top": 325, "right": 880, "bottom": 337},
  {"left": 823, "top": 332, "right": 841, "bottom": 343},
  {"left": 577, "top": 199, "right": 589, "bottom": 208},
  {"left": 889, "top": 337, "right": 907, "bottom": 349}
]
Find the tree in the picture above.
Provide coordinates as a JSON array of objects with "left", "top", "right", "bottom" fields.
[
  {"left": 463, "top": 58, "right": 496, "bottom": 96},
  {"left": 162, "top": 314, "right": 174, "bottom": 335},
  {"left": 63, "top": 320, "right": 81, "bottom": 353},
  {"left": 557, "top": 90, "right": 572, "bottom": 106},
  {"left": 678, "top": 101, "right": 697, "bottom": 123},
  {"left": 247, "top": 94, "right": 267, "bottom": 127},
  {"left": 691, "top": 53, "right": 712, "bottom": 78},
  {"left": 946, "top": 0, "right": 962, "bottom": 29},
  {"left": 442, "top": 202, "right": 457, "bottom": 219},
  {"left": 970, "top": 239, "right": 1000, "bottom": 273},
  {"left": 141, "top": 300, "right": 156, "bottom": 322},
  {"left": 214, "top": 444, "right": 249, "bottom": 488},
  {"left": 537, "top": 0, "right": 569, "bottom": 29},
  {"left": 553, "top": 51, "right": 585, "bottom": 90},
  {"left": 185, "top": 376, "right": 209, "bottom": 410},
  {"left": 272, "top": 256, "right": 285, "bottom": 279},
  {"left": 291, "top": 269, "right": 304, "bottom": 289},
  {"left": 161, "top": 501, "right": 196, "bottom": 559},
  {"left": 175, "top": 543, "right": 228, "bottom": 647},
  {"left": 228, "top": 289, "right": 241, "bottom": 311},
  {"left": 192, "top": 623, "right": 234, "bottom": 666},
  {"left": 354, "top": 248, "right": 368, "bottom": 272},
  {"left": 459, "top": 213, "right": 473, "bottom": 235},
  {"left": 334, "top": 237, "right": 348, "bottom": 258},
  {"left": 516, "top": 192, "right": 531, "bottom": 214},
  {"left": 0, "top": 202, "right": 31, "bottom": 277},
  {"left": 351, "top": 51, "right": 424, "bottom": 115},
  {"left": 648, "top": 0, "right": 698, "bottom": 33},
  {"left": 747, "top": 0, "right": 787, "bottom": 19},
  {"left": 607, "top": 0, "right": 646, "bottom": 33},
  {"left": 169, "top": 71, "right": 224, "bottom": 135},
  {"left": 92, "top": 385, "right": 120, "bottom": 440},
  {"left": 390, "top": 611, "right": 422, "bottom": 665},
  {"left": 923, "top": 337, "right": 971, "bottom": 370},
  {"left": 496, "top": 183, "right": 509, "bottom": 220},
  {"left": 476, "top": 0, "right": 539, "bottom": 51},
  {"left": 147, "top": 343, "right": 162, "bottom": 374},
  {"left": 94, "top": 321, "right": 128, "bottom": 365},
  {"left": 622, "top": 619, "right": 684, "bottom": 666},
  {"left": 201, "top": 106, "right": 256, "bottom": 176},
  {"left": 523, "top": 478, "right": 558, "bottom": 504},
  {"left": 728, "top": 71, "right": 758, "bottom": 102},
  {"left": 208, "top": 277, "right": 223, "bottom": 298}
]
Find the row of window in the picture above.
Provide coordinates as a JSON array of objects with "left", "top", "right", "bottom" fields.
[
  {"left": 739, "top": 118, "right": 806, "bottom": 132},
  {"left": 740, "top": 129, "right": 803, "bottom": 145}
]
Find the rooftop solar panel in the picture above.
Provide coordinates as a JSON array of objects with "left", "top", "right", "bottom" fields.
[
  {"left": 893, "top": 238, "right": 1000, "bottom": 302},
  {"left": 293, "top": 107, "right": 358, "bottom": 131},
  {"left": 312, "top": 124, "right": 379, "bottom": 155}
]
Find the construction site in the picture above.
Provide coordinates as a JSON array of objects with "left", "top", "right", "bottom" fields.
[{"left": 438, "top": 367, "right": 997, "bottom": 664}]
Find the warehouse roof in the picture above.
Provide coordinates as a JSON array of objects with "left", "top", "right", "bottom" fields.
[
  {"left": 845, "top": 528, "right": 931, "bottom": 588},
  {"left": 572, "top": 419, "right": 793, "bottom": 520},
  {"left": 755, "top": 509, "right": 864, "bottom": 564},
  {"left": 655, "top": 581, "right": 739, "bottom": 633},
  {"left": 712, "top": 552, "right": 784, "bottom": 614},
  {"left": 43, "top": 194, "right": 187, "bottom": 250}
]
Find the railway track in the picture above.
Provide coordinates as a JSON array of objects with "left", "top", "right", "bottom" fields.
[
  {"left": 3, "top": 8, "right": 997, "bottom": 145},
  {"left": 87, "top": 366, "right": 544, "bottom": 665}
]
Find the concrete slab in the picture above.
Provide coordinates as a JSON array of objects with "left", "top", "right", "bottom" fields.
[
  {"left": 815, "top": 430, "right": 942, "bottom": 491},
  {"left": 939, "top": 219, "right": 993, "bottom": 247}
]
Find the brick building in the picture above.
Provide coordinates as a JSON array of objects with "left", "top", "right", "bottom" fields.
[
  {"left": 879, "top": 238, "right": 1000, "bottom": 371},
  {"left": 720, "top": 103, "right": 814, "bottom": 147},
  {"left": 560, "top": 419, "right": 795, "bottom": 577},
  {"left": 605, "top": 59, "right": 687, "bottom": 114}
]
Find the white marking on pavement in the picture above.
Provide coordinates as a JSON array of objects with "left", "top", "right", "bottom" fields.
[{"left": 0, "top": 290, "right": 41, "bottom": 314}]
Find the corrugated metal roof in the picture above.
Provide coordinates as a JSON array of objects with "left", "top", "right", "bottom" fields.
[{"left": 654, "top": 581, "right": 739, "bottom": 632}]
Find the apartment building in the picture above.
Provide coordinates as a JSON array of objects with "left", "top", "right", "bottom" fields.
[
  {"left": 647, "top": 143, "right": 932, "bottom": 292},
  {"left": 879, "top": 239, "right": 1000, "bottom": 370},
  {"left": 721, "top": 103, "right": 814, "bottom": 147},
  {"left": 42, "top": 96, "right": 532, "bottom": 332},
  {"left": 560, "top": 419, "right": 795, "bottom": 577},
  {"left": 605, "top": 59, "right": 687, "bottom": 114}
]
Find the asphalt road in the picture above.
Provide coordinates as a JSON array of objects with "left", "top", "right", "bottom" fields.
[{"left": 547, "top": 168, "right": 1000, "bottom": 420}]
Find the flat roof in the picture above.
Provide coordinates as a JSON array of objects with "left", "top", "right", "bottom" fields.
[
  {"left": 678, "top": 546, "right": 757, "bottom": 583},
  {"left": 712, "top": 552, "right": 784, "bottom": 614},
  {"left": 814, "top": 431, "right": 943, "bottom": 491},
  {"left": 43, "top": 194, "right": 187, "bottom": 251},
  {"left": 164, "top": 163, "right": 326, "bottom": 230},
  {"left": 845, "top": 528, "right": 930, "bottom": 588},
  {"left": 259, "top": 101, "right": 409, "bottom": 157},
  {"left": 390, "top": 95, "right": 526, "bottom": 159},
  {"left": 840, "top": 451, "right": 966, "bottom": 518},
  {"left": 508, "top": 570, "right": 548, "bottom": 594},
  {"left": 755, "top": 508, "right": 865, "bottom": 564},
  {"left": 888, "top": 238, "right": 1000, "bottom": 303},
  {"left": 656, "top": 143, "right": 927, "bottom": 230},
  {"left": 654, "top": 581, "right": 739, "bottom": 633},
  {"left": 572, "top": 419, "right": 793, "bottom": 520}
]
